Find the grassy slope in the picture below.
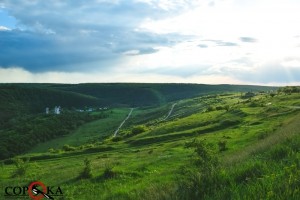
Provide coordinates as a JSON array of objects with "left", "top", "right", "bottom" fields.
[
  {"left": 29, "top": 108, "right": 130, "bottom": 153},
  {"left": 1, "top": 85, "right": 269, "bottom": 156},
  {"left": 0, "top": 92, "right": 299, "bottom": 199},
  {"left": 0, "top": 83, "right": 275, "bottom": 127}
]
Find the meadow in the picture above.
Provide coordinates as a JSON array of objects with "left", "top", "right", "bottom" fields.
[{"left": 0, "top": 85, "right": 299, "bottom": 199}]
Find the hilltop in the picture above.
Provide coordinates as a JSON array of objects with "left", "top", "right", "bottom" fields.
[{"left": 0, "top": 83, "right": 276, "bottom": 122}]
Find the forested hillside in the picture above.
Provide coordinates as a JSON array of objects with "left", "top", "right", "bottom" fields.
[
  {"left": 50, "top": 83, "right": 277, "bottom": 104},
  {"left": 0, "top": 84, "right": 101, "bottom": 126}
]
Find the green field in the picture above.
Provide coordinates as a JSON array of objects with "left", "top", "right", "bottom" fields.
[
  {"left": 0, "top": 84, "right": 300, "bottom": 199},
  {"left": 30, "top": 108, "right": 130, "bottom": 153}
]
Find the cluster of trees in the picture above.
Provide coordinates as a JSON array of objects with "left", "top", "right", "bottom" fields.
[
  {"left": 0, "top": 112, "right": 107, "bottom": 160},
  {"left": 278, "top": 86, "right": 300, "bottom": 94}
]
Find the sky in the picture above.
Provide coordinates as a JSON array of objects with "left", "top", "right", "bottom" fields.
[{"left": 0, "top": 0, "right": 300, "bottom": 85}]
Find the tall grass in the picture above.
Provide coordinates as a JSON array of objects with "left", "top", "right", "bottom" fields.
[{"left": 147, "top": 120, "right": 300, "bottom": 200}]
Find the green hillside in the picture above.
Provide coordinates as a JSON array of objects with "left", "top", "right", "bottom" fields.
[
  {"left": 0, "top": 83, "right": 276, "bottom": 160},
  {"left": 0, "top": 84, "right": 101, "bottom": 126},
  {"left": 0, "top": 83, "right": 276, "bottom": 127},
  {"left": 0, "top": 84, "right": 299, "bottom": 199}
]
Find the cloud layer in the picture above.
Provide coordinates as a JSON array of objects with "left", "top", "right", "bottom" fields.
[
  {"left": 0, "top": 0, "right": 300, "bottom": 85},
  {"left": 0, "top": 0, "right": 197, "bottom": 71}
]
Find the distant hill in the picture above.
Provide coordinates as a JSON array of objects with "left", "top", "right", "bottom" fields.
[
  {"left": 0, "top": 83, "right": 277, "bottom": 125},
  {"left": 49, "top": 83, "right": 277, "bottom": 105}
]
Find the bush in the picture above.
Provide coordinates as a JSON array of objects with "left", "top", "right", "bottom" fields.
[
  {"left": 103, "top": 164, "right": 116, "bottom": 179},
  {"left": 234, "top": 161, "right": 267, "bottom": 183},
  {"left": 257, "top": 131, "right": 269, "bottom": 140},
  {"left": 218, "top": 140, "right": 227, "bottom": 152},
  {"left": 178, "top": 139, "right": 226, "bottom": 199},
  {"left": 185, "top": 139, "right": 218, "bottom": 169},
  {"left": 207, "top": 106, "right": 216, "bottom": 112},
  {"left": 48, "top": 148, "right": 57, "bottom": 153},
  {"left": 177, "top": 167, "right": 229, "bottom": 200},
  {"left": 249, "top": 102, "right": 260, "bottom": 107},
  {"left": 62, "top": 144, "right": 76, "bottom": 151},
  {"left": 11, "top": 158, "right": 29, "bottom": 178},
  {"left": 112, "top": 136, "right": 122, "bottom": 142},
  {"left": 79, "top": 158, "right": 92, "bottom": 179},
  {"left": 216, "top": 106, "right": 224, "bottom": 110},
  {"left": 131, "top": 125, "right": 147, "bottom": 135}
]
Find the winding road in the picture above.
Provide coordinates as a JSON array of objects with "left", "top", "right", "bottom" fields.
[
  {"left": 113, "top": 108, "right": 134, "bottom": 137},
  {"left": 163, "top": 103, "right": 177, "bottom": 120}
]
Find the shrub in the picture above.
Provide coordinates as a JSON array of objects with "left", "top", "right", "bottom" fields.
[
  {"left": 11, "top": 158, "right": 29, "bottom": 178},
  {"left": 62, "top": 144, "right": 76, "bottom": 151},
  {"left": 218, "top": 140, "right": 227, "bottom": 152},
  {"left": 207, "top": 106, "right": 216, "bottom": 112},
  {"left": 48, "top": 148, "right": 57, "bottom": 153},
  {"left": 224, "top": 105, "right": 230, "bottom": 111},
  {"left": 103, "top": 164, "right": 116, "bottom": 179},
  {"left": 216, "top": 106, "right": 224, "bottom": 110},
  {"left": 234, "top": 161, "right": 267, "bottom": 183},
  {"left": 177, "top": 167, "right": 229, "bottom": 200},
  {"left": 178, "top": 139, "right": 226, "bottom": 199},
  {"left": 185, "top": 139, "right": 218, "bottom": 169},
  {"left": 112, "top": 136, "right": 122, "bottom": 142},
  {"left": 131, "top": 125, "right": 147, "bottom": 135},
  {"left": 257, "top": 131, "right": 269, "bottom": 140},
  {"left": 79, "top": 158, "right": 92, "bottom": 179}
]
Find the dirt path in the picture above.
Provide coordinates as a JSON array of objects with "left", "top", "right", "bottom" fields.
[
  {"left": 163, "top": 103, "right": 177, "bottom": 120},
  {"left": 113, "top": 108, "right": 134, "bottom": 137}
]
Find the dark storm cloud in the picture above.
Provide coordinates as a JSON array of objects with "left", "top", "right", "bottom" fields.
[
  {"left": 0, "top": 0, "right": 196, "bottom": 72},
  {"left": 0, "top": 29, "right": 120, "bottom": 71}
]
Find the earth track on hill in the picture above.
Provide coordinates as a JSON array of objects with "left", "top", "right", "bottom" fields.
[{"left": 113, "top": 108, "right": 134, "bottom": 137}]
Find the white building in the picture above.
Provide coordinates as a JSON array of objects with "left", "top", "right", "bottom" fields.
[{"left": 54, "top": 106, "right": 61, "bottom": 114}]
